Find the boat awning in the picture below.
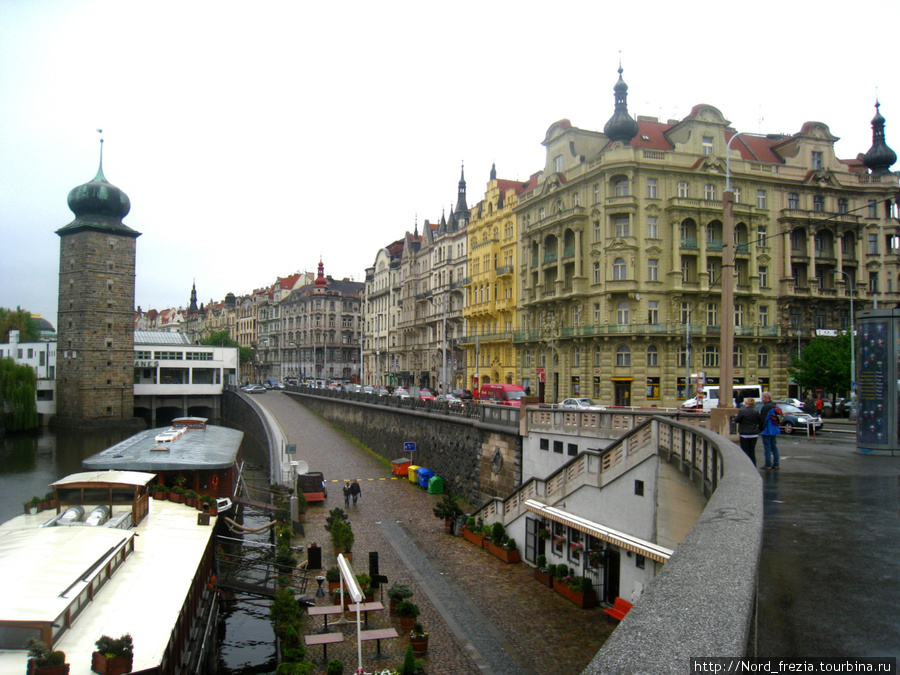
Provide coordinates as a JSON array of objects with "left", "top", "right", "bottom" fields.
[
  {"left": 52, "top": 470, "right": 157, "bottom": 487},
  {"left": 524, "top": 499, "right": 674, "bottom": 564}
]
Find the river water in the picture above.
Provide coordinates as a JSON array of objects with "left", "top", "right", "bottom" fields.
[{"left": 0, "top": 427, "right": 276, "bottom": 674}]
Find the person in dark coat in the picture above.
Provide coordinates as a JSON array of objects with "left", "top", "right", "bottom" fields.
[
  {"left": 734, "top": 397, "right": 762, "bottom": 466},
  {"left": 342, "top": 482, "right": 351, "bottom": 507},
  {"left": 349, "top": 479, "right": 361, "bottom": 505}
]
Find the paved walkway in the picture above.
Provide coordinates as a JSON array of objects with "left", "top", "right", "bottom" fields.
[{"left": 253, "top": 392, "right": 614, "bottom": 675}]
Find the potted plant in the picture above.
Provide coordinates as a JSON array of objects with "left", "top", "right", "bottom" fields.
[
  {"left": 324, "top": 507, "right": 348, "bottom": 533},
  {"left": 387, "top": 583, "right": 413, "bottom": 615},
  {"left": 552, "top": 574, "right": 598, "bottom": 609},
  {"left": 326, "top": 659, "right": 344, "bottom": 675},
  {"left": 199, "top": 494, "right": 218, "bottom": 515},
  {"left": 533, "top": 555, "right": 553, "bottom": 587},
  {"left": 25, "top": 638, "right": 69, "bottom": 675},
  {"left": 25, "top": 496, "right": 41, "bottom": 515},
  {"left": 332, "top": 587, "right": 353, "bottom": 609},
  {"left": 330, "top": 519, "right": 354, "bottom": 560},
  {"left": 169, "top": 485, "right": 186, "bottom": 503},
  {"left": 91, "top": 633, "right": 133, "bottom": 675},
  {"left": 184, "top": 489, "right": 199, "bottom": 509},
  {"left": 43, "top": 491, "right": 58, "bottom": 511},
  {"left": 484, "top": 522, "right": 520, "bottom": 563},
  {"left": 152, "top": 484, "right": 168, "bottom": 500},
  {"left": 325, "top": 566, "right": 341, "bottom": 593},
  {"left": 536, "top": 527, "right": 551, "bottom": 541},
  {"left": 462, "top": 516, "right": 486, "bottom": 547},
  {"left": 409, "top": 621, "right": 428, "bottom": 657},
  {"left": 395, "top": 600, "right": 420, "bottom": 631},
  {"left": 432, "top": 494, "right": 463, "bottom": 534},
  {"left": 355, "top": 573, "right": 374, "bottom": 602}
]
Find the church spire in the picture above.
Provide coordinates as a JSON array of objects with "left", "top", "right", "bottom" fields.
[{"left": 455, "top": 162, "right": 468, "bottom": 215}]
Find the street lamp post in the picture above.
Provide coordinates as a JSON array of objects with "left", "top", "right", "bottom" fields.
[{"left": 837, "top": 270, "right": 857, "bottom": 417}]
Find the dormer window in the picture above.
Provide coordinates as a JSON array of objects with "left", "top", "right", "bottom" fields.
[
  {"left": 702, "top": 136, "right": 714, "bottom": 156},
  {"left": 812, "top": 151, "right": 824, "bottom": 170}
]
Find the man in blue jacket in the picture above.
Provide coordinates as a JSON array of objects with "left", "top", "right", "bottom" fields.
[{"left": 759, "top": 391, "right": 780, "bottom": 470}]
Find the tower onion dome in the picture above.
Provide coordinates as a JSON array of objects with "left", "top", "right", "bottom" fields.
[
  {"left": 314, "top": 260, "right": 327, "bottom": 287},
  {"left": 603, "top": 66, "right": 639, "bottom": 145},
  {"left": 57, "top": 143, "right": 139, "bottom": 237},
  {"left": 862, "top": 101, "right": 897, "bottom": 176}
]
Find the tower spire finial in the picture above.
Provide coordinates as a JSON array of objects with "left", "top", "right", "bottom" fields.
[{"left": 95, "top": 129, "right": 107, "bottom": 182}]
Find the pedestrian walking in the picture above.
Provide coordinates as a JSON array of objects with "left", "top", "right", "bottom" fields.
[
  {"left": 350, "top": 478, "right": 361, "bottom": 505},
  {"left": 734, "top": 397, "right": 761, "bottom": 466},
  {"left": 342, "top": 481, "right": 351, "bottom": 507},
  {"left": 759, "top": 391, "right": 781, "bottom": 470},
  {"left": 734, "top": 388, "right": 745, "bottom": 408}
]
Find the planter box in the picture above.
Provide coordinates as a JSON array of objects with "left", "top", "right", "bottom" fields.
[
  {"left": 552, "top": 578, "right": 598, "bottom": 609},
  {"left": 533, "top": 567, "right": 554, "bottom": 588},
  {"left": 28, "top": 661, "right": 70, "bottom": 675},
  {"left": 409, "top": 633, "right": 428, "bottom": 657},
  {"left": 91, "top": 651, "right": 133, "bottom": 675},
  {"left": 462, "top": 528, "right": 486, "bottom": 548},
  {"left": 485, "top": 540, "right": 521, "bottom": 564}
]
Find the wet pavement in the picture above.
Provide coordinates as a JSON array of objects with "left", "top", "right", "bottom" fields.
[
  {"left": 253, "top": 394, "right": 900, "bottom": 671},
  {"left": 254, "top": 392, "right": 614, "bottom": 675},
  {"left": 756, "top": 423, "right": 900, "bottom": 658}
]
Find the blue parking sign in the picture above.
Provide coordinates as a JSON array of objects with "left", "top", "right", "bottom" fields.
[{"left": 404, "top": 442, "right": 416, "bottom": 453}]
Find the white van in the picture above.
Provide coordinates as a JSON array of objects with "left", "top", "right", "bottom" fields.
[{"left": 683, "top": 385, "right": 763, "bottom": 411}]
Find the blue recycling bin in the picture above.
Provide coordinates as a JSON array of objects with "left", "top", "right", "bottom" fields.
[{"left": 416, "top": 467, "right": 435, "bottom": 489}]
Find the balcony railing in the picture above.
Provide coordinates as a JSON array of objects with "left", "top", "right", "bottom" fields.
[
  {"left": 511, "top": 323, "right": 783, "bottom": 341},
  {"left": 681, "top": 238, "right": 698, "bottom": 249}
]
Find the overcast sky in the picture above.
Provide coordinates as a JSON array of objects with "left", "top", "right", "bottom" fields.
[{"left": 1, "top": 0, "right": 896, "bottom": 330}]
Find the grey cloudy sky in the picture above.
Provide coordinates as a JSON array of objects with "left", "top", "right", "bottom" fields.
[{"left": 1, "top": 0, "right": 896, "bottom": 329}]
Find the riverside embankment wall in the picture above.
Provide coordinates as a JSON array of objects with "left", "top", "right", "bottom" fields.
[{"left": 284, "top": 391, "right": 520, "bottom": 506}]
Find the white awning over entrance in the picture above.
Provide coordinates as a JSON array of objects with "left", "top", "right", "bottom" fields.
[{"left": 524, "top": 499, "right": 674, "bottom": 564}]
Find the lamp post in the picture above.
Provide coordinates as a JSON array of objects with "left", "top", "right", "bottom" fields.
[{"left": 836, "top": 269, "right": 856, "bottom": 417}]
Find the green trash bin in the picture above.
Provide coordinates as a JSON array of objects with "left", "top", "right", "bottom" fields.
[
  {"left": 407, "top": 465, "right": 420, "bottom": 483},
  {"left": 427, "top": 475, "right": 444, "bottom": 494}
]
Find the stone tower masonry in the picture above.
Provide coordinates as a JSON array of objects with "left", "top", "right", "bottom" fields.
[{"left": 54, "top": 143, "right": 141, "bottom": 426}]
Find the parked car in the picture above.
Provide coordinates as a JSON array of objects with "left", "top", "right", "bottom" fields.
[
  {"left": 374, "top": 387, "right": 390, "bottom": 397},
  {"left": 452, "top": 389, "right": 473, "bottom": 400},
  {"left": 362, "top": 386, "right": 375, "bottom": 395},
  {"left": 436, "top": 393, "right": 463, "bottom": 406},
  {"left": 392, "top": 388, "right": 410, "bottom": 399},
  {"left": 776, "top": 398, "right": 804, "bottom": 409},
  {"left": 560, "top": 397, "right": 606, "bottom": 410},
  {"left": 242, "top": 384, "right": 267, "bottom": 394},
  {"left": 417, "top": 389, "right": 435, "bottom": 401},
  {"left": 754, "top": 402, "right": 823, "bottom": 434}
]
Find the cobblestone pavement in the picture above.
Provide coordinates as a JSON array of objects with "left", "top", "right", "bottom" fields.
[{"left": 255, "top": 393, "right": 615, "bottom": 675}]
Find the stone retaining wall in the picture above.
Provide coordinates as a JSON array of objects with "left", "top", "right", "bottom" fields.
[{"left": 285, "top": 391, "right": 520, "bottom": 505}]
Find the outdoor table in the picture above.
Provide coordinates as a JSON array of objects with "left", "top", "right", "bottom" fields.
[
  {"left": 308, "top": 604, "right": 344, "bottom": 632},
  {"left": 359, "top": 627, "right": 398, "bottom": 659},
  {"left": 346, "top": 601, "right": 384, "bottom": 629},
  {"left": 304, "top": 632, "right": 344, "bottom": 664}
]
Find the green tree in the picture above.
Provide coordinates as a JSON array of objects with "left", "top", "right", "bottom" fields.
[
  {"left": 788, "top": 332, "right": 852, "bottom": 397},
  {"left": 200, "top": 330, "right": 252, "bottom": 366},
  {"left": 0, "top": 358, "right": 39, "bottom": 431},
  {"left": 0, "top": 307, "right": 39, "bottom": 342}
]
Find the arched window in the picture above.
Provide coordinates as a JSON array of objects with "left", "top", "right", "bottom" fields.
[
  {"left": 614, "top": 178, "right": 630, "bottom": 197},
  {"left": 757, "top": 347, "right": 769, "bottom": 368},
  {"left": 647, "top": 345, "right": 659, "bottom": 367},
  {"left": 616, "top": 345, "right": 631, "bottom": 367},
  {"left": 617, "top": 302, "right": 630, "bottom": 325},
  {"left": 703, "top": 345, "right": 719, "bottom": 367},
  {"left": 613, "top": 258, "right": 627, "bottom": 280}
]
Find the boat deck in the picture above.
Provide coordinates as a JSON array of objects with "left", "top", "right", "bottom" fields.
[{"left": 0, "top": 498, "right": 217, "bottom": 674}]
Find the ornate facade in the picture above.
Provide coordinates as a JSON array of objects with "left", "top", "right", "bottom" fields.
[
  {"left": 512, "top": 69, "right": 899, "bottom": 406},
  {"left": 364, "top": 241, "right": 404, "bottom": 386},
  {"left": 463, "top": 164, "right": 525, "bottom": 390}
]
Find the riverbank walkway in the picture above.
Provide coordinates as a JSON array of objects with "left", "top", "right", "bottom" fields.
[
  {"left": 254, "top": 392, "right": 614, "bottom": 675},
  {"left": 252, "top": 394, "right": 900, "bottom": 672}
]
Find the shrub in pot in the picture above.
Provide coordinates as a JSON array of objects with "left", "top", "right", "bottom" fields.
[{"left": 395, "top": 601, "right": 420, "bottom": 630}]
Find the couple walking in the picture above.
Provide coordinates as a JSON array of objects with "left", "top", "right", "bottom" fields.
[
  {"left": 734, "top": 391, "right": 781, "bottom": 470},
  {"left": 342, "top": 479, "right": 361, "bottom": 506}
]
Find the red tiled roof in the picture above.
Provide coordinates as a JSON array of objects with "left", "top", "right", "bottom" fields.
[
  {"left": 631, "top": 120, "right": 673, "bottom": 150},
  {"left": 727, "top": 132, "right": 783, "bottom": 164}
]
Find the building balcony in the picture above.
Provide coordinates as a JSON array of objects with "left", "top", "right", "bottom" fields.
[
  {"left": 544, "top": 252, "right": 558, "bottom": 264},
  {"left": 496, "top": 265, "right": 513, "bottom": 276},
  {"left": 706, "top": 240, "right": 723, "bottom": 251},
  {"left": 511, "top": 322, "right": 783, "bottom": 342},
  {"left": 681, "top": 238, "right": 698, "bottom": 249}
]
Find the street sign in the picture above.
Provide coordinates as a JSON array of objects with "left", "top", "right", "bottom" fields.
[
  {"left": 404, "top": 442, "right": 416, "bottom": 453},
  {"left": 286, "top": 444, "right": 296, "bottom": 455}
]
